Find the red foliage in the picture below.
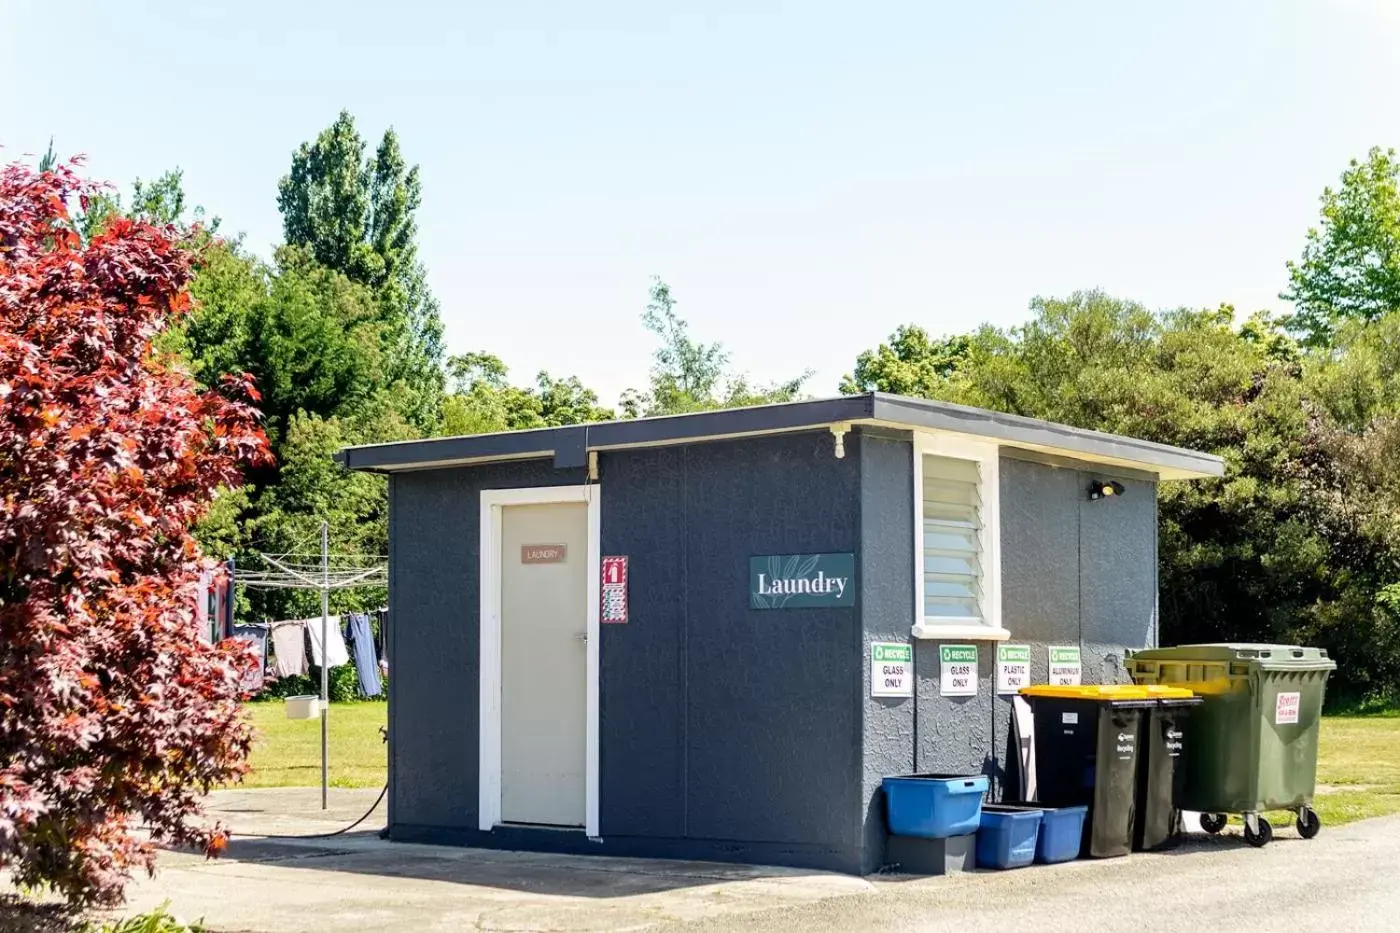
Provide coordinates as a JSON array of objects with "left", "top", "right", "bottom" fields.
[{"left": 0, "top": 160, "right": 271, "bottom": 905}]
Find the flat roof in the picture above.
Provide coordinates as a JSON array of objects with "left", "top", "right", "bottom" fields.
[{"left": 335, "top": 392, "right": 1225, "bottom": 481}]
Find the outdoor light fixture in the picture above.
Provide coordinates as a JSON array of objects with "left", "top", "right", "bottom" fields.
[
  {"left": 1089, "top": 479, "right": 1125, "bottom": 501},
  {"left": 830, "top": 423, "right": 851, "bottom": 459}
]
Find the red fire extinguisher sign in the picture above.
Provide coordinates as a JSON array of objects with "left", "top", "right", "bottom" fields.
[{"left": 601, "top": 556, "right": 628, "bottom": 624}]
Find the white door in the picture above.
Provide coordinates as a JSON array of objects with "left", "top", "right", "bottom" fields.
[{"left": 499, "top": 502, "right": 588, "bottom": 826}]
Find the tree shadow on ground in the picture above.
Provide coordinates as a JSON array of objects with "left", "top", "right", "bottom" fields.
[
  {"left": 0, "top": 896, "right": 76, "bottom": 933},
  {"left": 174, "top": 832, "right": 832, "bottom": 900}
]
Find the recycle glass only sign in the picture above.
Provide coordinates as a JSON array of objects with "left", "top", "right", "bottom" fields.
[
  {"left": 939, "top": 644, "right": 978, "bottom": 697},
  {"left": 870, "top": 642, "right": 913, "bottom": 698}
]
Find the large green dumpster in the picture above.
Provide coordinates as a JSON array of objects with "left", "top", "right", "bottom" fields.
[{"left": 1126, "top": 643, "right": 1335, "bottom": 847}]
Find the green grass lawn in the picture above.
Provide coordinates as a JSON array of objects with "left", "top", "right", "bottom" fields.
[
  {"left": 235, "top": 704, "right": 1400, "bottom": 828},
  {"left": 239, "top": 701, "right": 388, "bottom": 789},
  {"left": 1297, "top": 716, "right": 1400, "bottom": 826}
]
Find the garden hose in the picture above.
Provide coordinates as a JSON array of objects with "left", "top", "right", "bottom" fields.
[
  {"left": 233, "top": 782, "right": 388, "bottom": 841},
  {"left": 233, "top": 725, "right": 389, "bottom": 841}
]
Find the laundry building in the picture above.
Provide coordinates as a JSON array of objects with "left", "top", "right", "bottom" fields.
[{"left": 337, "top": 393, "right": 1222, "bottom": 874}]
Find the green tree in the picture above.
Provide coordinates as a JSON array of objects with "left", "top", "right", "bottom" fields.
[
  {"left": 178, "top": 238, "right": 268, "bottom": 388},
  {"left": 442, "top": 353, "right": 612, "bottom": 434},
  {"left": 277, "top": 110, "right": 445, "bottom": 431},
  {"left": 244, "top": 246, "right": 390, "bottom": 445},
  {"left": 55, "top": 163, "right": 217, "bottom": 242},
  {"left": 624, "top": 277, "right": 809, "bottom": 416},
  {"left": 244, "top": 410, "right": 406, "bottom": 620},
  {"left": 1283, "top": 147, "right": 1400, "bottom": 347},
  {"left": 128, "top": 168, "right": 218, "bottom": 230},
  {"left": 840, "top": 325, "right": 971, "bottom": 395},
  {"left": 847, "top": 291, "right": 1400, "bottom": 703}
]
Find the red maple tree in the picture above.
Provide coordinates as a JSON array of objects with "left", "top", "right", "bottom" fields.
[{"left": 0, "top": 159, "right": 271, "bottom": 905}]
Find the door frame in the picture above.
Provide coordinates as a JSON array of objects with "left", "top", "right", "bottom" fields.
[{"left": 478, "top": 484, "right": 601, "bottom": 837}]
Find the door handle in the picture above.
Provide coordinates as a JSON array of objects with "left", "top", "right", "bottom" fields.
[{"left": 575, "top": 632, "right": 588, "bottom": 643}]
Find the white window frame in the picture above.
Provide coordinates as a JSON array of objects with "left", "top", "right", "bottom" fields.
[{"left": 911, "top": 433, "right": 1008, "bottom": 641}]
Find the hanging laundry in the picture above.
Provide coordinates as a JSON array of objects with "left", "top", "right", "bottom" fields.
[
  {"left": 376, "top": 607, "right": 390, "bottom": 676},
  {"left": 194, "top": 570, "right": 211, "bottom": 642},
  {"left": 374, "top": 608, "right": 388, "bottom": 661},
  {"left": 213, "top": 574, "right": 232, "bottom": 641},
  {"left": 269, "top": 620, "right": 308, "bottom": 678},
  {"left": 346, "top": 613, "right": 381, "bottom": 697},
  {"left": 305, "top": 615, "right": 350, "bottom": 668},
  {"left": 231, "top": 624, "right": 268, "bottom": 693}
]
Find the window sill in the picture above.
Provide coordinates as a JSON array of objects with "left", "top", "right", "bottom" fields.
[{"left": 910, "top": 622, "right": 1012, "bottom": 642}]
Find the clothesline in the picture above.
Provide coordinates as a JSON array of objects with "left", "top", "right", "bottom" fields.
[
  {"left": 233, "top": 610, "right": 387, "bottom": 697},
  {"left": 237, "top": 569, "right": 387, "bottom": 589},
  {"left": 239, "top": 609, "right": 388, "bottom": 630},
  {"left": 229, "top": 526, "right": 387, "bottom": 810},
  {"left": 236, "top": 551, "right": 387, "bottom": 591}
]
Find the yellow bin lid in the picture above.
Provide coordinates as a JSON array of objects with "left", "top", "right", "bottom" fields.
[
  {"left": 1141, "top": 685, "right": 1196, "bottom": 698},
  {"left": 1019, "top": 684, "right": 1193, "bottom": 700}
]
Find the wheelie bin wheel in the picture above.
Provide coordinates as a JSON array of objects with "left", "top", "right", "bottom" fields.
[
  {"left": 1244, "top": 817, "right": 1273, "bottom": 848},
  {"left": 1199, "top": 813, "right": 1227, "bottom": 835},
  {"left": 1296, "top": 808, "right": 1321, "bottom": 839}
]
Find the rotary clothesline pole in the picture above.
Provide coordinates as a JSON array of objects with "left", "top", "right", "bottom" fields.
[
  {"left": 231, "top": 535, "right": 386, "bottom": 812},
  {"left": 320, "top": 520, "right": 330, "bottom": 811}
]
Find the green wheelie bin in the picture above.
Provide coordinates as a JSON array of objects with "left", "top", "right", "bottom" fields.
[{"left": 1125, "top": 644, "right": 1335, "bottom": 847}]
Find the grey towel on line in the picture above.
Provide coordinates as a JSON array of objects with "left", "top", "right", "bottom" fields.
[
  {"left": 347, "top": 612, "right": 382, "bottom": 697},
  {"left": 269, "top": 621, "right": 308, "bottom": 678}
]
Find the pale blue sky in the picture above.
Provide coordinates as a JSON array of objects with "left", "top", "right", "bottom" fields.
[{"left": 5, "top": 1, "right": 1399, "bottom": 405}]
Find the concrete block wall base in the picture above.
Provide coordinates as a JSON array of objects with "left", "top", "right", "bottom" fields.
[{"left": 882, "top": 833, "right": 976, "bottom": 875}]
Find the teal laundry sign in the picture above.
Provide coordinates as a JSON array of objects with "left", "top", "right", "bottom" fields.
[{"left": 749, "top": 553, "right": 856, "bottom": 609}]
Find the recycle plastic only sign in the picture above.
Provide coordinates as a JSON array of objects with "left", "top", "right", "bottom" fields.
[{"left": 996, "top": 644, "right": 1031, "bottom": 694}]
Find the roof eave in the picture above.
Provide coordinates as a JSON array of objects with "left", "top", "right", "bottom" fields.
[
  {"left": 869, "top": 394, "right": 1224, "bottom": 480},
  {"left": 335, "top": 391, "right": 1225, "bottom": 481}
]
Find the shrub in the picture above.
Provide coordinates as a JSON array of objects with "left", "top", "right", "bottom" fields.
[{"left": 0, "top": 160, "right": 271, "bottom": 905}]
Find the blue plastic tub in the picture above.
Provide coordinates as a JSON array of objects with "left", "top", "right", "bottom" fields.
[
  {"left": 1035, "top": 804, "right": 1089, "bottom": 864},
  {"left": 975, "top": 804, "right": 1043, "bottom": 869},
  {"left": 882, "top": 774, "right": 989, "bottom": 839}
]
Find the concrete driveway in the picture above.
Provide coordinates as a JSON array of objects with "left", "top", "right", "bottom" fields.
[{"left": 109, "top": 789, "right": 1400, "bottom": 932}]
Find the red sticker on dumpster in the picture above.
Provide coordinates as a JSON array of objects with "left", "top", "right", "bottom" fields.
[{"left": 1275, "top": 691, "right": 1300, "bottom": 725}]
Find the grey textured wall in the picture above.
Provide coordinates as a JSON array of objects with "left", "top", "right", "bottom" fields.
[
  {"left": 387, "top": 462, "right": 584, "bottom": 831},
  {"left": 873, "top": 449, "right": 1160, "bottom": 804},
  {"left": 1078, "top": 468, "right": 1157, "bottom": 684},
  {"left": 597, "top": 447, "right": 686, "bottom": 839},
  {"left": 990, "top": 453, "right": 1159, "bottom": 799},
  {"left": 386, "top": 429, "right": 1161, "bottom": 872},
  {"left": 599, "top": 432, "right": 861, "bottom": 855},
  {"left": 914, "top": 640, "right": 997, "bottom": 778},
  {"left": 390, "top": 431, "right": 863, "bottom": 869},
  {"left": 858, "top": 430, "right": 917, "bottom": 872}
]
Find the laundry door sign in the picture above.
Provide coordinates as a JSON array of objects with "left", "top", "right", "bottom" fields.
[{"left": 522, "top": 544, "right": 567, "bottom": 564}]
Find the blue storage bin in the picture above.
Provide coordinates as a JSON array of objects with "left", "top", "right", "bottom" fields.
[
  {"left": 882, "top": 773, "right": 989, "bottom": 839},
  {"left": 1035, "top": 804, "right": 1088, "bottom": 864},
  {"left": 975, "top": 804, "right": 1043, "bottom": 869}
]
